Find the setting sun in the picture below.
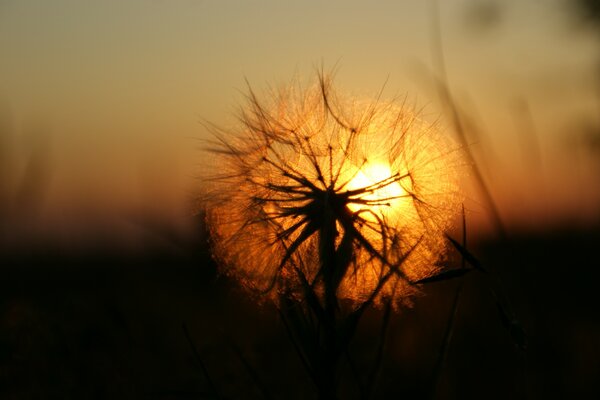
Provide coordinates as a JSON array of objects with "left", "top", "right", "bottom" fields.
[{"left": 346, "top": 162, "right": 410, "bottom": 221}]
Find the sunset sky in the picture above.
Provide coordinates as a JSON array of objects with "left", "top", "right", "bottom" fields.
[{"left": 1, "top": 0, "right": 599, "bottom": 245}]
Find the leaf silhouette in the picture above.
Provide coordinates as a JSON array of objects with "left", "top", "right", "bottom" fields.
[{"left": 414, "top": 267, "right": 472, "bottom": 284}]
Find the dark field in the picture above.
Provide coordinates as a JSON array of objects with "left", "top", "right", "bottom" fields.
[{"left": 2, "top": 219, "right": 599, "bottom": 399}]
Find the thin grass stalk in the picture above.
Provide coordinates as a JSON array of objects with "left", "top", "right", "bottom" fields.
[
  {"left": 429, "top": 204, "right": 467, "bottom": 399},
  {"left": 278, "top": 308, "right": 321, "bottom": 392},
  {"left": 366, "top": 300, "right": 392, "bottom": 400},
  {"left": 225, "top": 337, "right": 273, "bottom": 400},
  {"left": 428, "top": 279, "right": 463, "bottom": 400},
  {"left": 182, "top": 323, "right": 221, "bottom": 399},
  {"left": 430, "top": 0, "right": 507, "bottom": 239},
  {"left": 343, "top": 348, "right": 367, "bottom": 399}
]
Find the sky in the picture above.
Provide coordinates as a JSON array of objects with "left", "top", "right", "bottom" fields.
[{"left": 1, "top": 0, "right": 599, "bottom": 246}]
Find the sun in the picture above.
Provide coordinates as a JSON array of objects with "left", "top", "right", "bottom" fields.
[{"left": 346, "top": 162, "right": 410, "bottom": 221}]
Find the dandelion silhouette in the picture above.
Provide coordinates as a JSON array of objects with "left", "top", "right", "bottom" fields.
[{"left": 205, "top": 73, "right": 463, "bottom": 310}]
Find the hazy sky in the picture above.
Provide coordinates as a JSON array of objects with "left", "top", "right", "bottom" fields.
[{"left": 1, "top": 0, "right": 599, "bottom": 243}]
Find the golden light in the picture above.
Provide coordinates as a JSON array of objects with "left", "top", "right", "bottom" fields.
[
  {"left": 346, "top": 162, "right": 410, "bottom": 221},
  {"left": 204, "top": 75, "right": 463, "bottom": 307}
]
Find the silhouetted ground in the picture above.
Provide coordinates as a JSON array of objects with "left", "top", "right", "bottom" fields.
[{"left": 1, "top": 220, "right": 600, "bottom": 399}]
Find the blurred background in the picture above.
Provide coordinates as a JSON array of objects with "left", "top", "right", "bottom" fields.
[{"left": 1, "top": 0, "right": 599, "bottom": 398}]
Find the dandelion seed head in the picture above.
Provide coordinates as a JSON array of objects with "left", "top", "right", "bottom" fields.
[{"left": 204, "top": 75, "right": 464, "bottom": 308}]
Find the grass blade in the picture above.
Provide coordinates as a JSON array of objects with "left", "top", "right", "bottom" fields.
[{"left": 182, "top": 323, "right": 221, "bottom": 399}]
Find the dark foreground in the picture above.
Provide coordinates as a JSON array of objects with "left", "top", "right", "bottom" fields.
[{"left": 2, "top": 222, "right": 600, "bottom": 399}]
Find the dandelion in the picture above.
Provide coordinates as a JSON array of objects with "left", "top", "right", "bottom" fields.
[{"left": 203, "top": 73, "right": 463, "bottom": 310}]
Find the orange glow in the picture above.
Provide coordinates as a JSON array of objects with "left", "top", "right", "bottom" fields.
[
  {"left": 346, "top": 162, "right": 409, "bottom": 221},
  {"left": 205, "top": 76, "right": 464, "bottom": 307}
]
